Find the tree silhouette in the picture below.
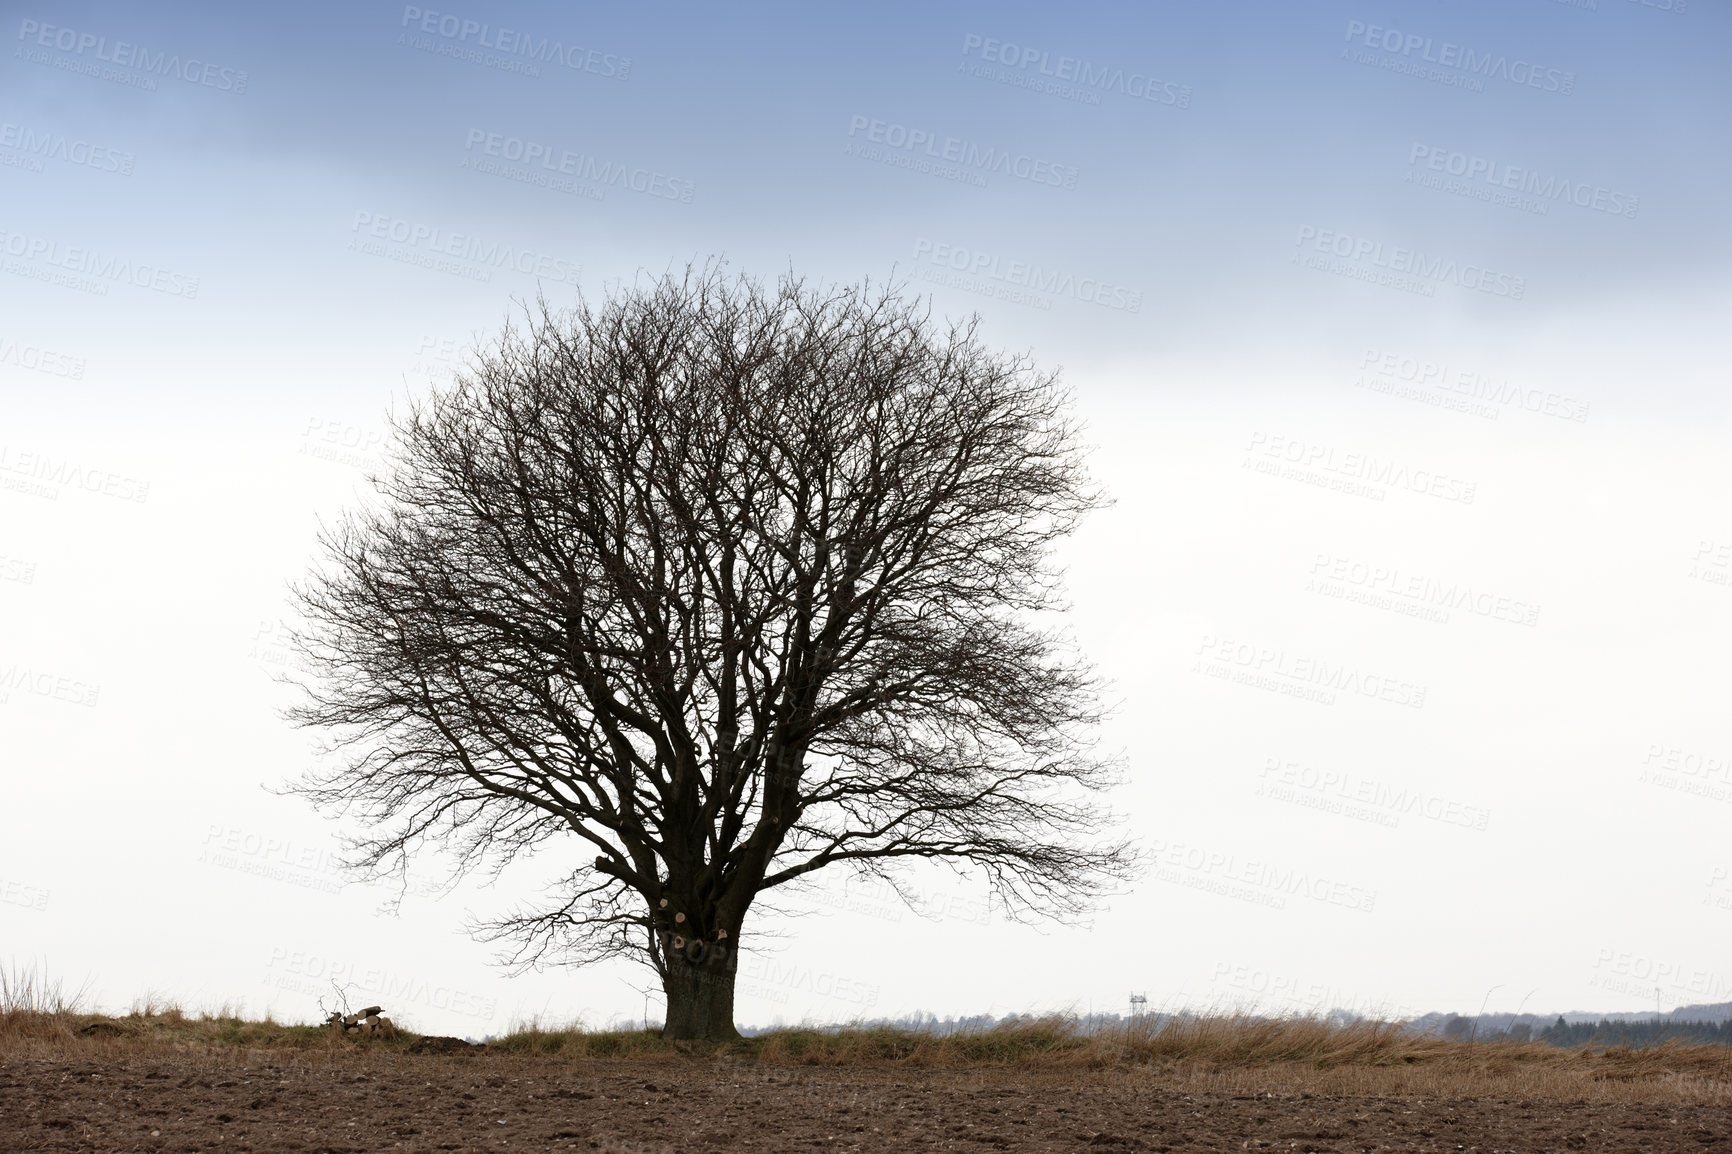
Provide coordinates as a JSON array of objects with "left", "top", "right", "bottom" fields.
[{"left": 286, "top": 265, "right": 1133, "bottom": 1038}]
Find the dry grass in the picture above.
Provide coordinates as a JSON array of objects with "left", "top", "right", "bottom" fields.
[
  {"left": 5, "top": 970, "right": 1730, "bottom": 1105},
  {"left": 476, "top": 1015, "right": 1732, "bottom": 1104},
  {"left": 0, "top": 963, "right": 361, "bottom": 1058}
]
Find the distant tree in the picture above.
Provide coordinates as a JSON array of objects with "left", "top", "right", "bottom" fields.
[{"left": 286, "top": 265, "right": 1133, "bottom": 1039}]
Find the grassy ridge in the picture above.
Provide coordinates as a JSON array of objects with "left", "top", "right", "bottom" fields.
[
  {"left": 493, "top": 1014, "right": 1732, "bottom": 1078},
  {"left": 6, "top": 965, "right": 1732, "bottom": 1101}
]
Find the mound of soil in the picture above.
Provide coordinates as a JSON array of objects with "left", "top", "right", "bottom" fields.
[
  {"left": 405, "top": 1035, "right": 484, "bottom": 1054},
  {"left": 76, "top": 1021, "right": 126, "bottom": 1037}
]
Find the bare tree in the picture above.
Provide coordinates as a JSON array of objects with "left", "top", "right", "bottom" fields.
[{"left": 286, "top": 265, "right": 1133, "bottom": 1039}]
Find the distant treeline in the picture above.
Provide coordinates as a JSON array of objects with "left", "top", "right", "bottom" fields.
[
  {"left": 1438, "top": 1014, "right": 1732, "bottom": 1048},
  {"left": 740, "top": 1009, "right": 1732, "bottom": 1048},
  {"left": 1537, "top": 1017, "right": 1732, "bottom": 1048}
]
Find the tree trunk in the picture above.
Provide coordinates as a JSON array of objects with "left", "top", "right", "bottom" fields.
[{"left": 661, "top": 939, "right": 741, "bottom": 1040}]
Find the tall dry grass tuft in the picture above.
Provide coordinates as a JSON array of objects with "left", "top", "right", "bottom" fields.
[{"left": 0, "top": 963, "right": 94, "bottom": 1045}]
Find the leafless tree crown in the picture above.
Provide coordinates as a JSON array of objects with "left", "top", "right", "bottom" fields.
[{"left": 287, "top": 266, "right": 1132, "bottom": 981}]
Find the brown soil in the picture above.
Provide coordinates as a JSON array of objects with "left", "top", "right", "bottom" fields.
[{"left": 3, "top": 1052, "right": 1730, "bottom": 1153}]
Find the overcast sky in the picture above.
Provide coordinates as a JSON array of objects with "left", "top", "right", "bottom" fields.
[{"left": 3, "top": 0, "right": 1729, "bottom": 1038}]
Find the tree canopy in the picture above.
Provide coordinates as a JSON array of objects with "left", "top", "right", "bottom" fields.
[{"left": 287, "top": 266, "right": 1133, "bottom": 1037}]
